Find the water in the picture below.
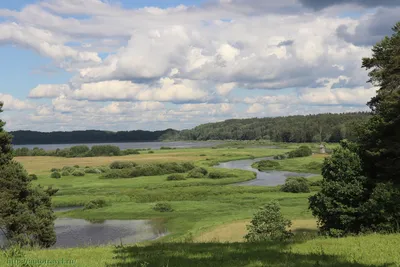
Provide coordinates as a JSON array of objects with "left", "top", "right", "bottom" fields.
[
  {"left": 13, "top": 141, "right": 224, "bottom": 151},
  {"left": 215, "top": 157, "right": 316, "bottom": 186},
  {"left": 0, "top": 218, "right": 167, "bottom": 248}
]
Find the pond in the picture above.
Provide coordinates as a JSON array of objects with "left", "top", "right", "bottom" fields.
[{"left": 215, "top": 157, "right": 316, "bottom": 186}]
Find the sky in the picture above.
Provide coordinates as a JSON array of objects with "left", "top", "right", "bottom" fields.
[{"left": 0, "top": 0, "right": 399, "bottom": 132}]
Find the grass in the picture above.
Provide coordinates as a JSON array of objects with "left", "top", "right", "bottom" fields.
[{"left": 3, "top": 144, "right": 399, "bottom": 267}]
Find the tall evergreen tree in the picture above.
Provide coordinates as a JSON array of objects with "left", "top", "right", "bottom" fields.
[{"left": 0, "top": 102, "right": 57, "bottom": 248}]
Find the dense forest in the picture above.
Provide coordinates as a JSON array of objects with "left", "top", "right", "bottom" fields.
[
  {"left": 175, "top": 112, "right": 371, "bottom": 142},
  {"left": 10, "top": 129, "right": 179, "bottom": 145},
  {"left": 10, "top": 112, "right": 371, "bottom": 144}
]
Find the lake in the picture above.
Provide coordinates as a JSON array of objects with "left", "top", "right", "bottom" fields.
[{"left": 13, "top": 141, "right": 224, "bottom": 151}]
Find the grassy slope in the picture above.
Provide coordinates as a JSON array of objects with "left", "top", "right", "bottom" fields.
[{"left": 3, "top": 144, "right": 399, "bottom": 267}]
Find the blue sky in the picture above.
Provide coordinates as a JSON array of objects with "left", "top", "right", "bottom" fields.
[{"left": 0, "top": 0, "right": 397, "bottom": 131}]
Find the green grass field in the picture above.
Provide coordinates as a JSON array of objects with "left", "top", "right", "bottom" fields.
[{"left": 2, "top": 144, "right": 399, "bottom": 267}]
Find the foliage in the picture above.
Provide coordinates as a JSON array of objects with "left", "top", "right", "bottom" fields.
[
  {"left": 167, "top": 174, "right": 186, "bottom": 181},
  {"left": 62, "top": 166, "right": 75, "bottom": 173},
  {"left": 153, "top": 202, "right": 174, "bottom": 212},
  {"left": 121, "top": 149, "right": 140, "bottom": 155},
  {"left": 110, "top": 161, "right": 138, "bottom": 169},
  {"left": 187, "top": 167, "right": 208, "bottom": 178},
  {"left": 288, "top": 146, "right": 312, "bottom": 158},
  {"left": 148, "top": 150, "right": 154, "bottom": 154},
  {"left": 84, "top": 199, "right": 109, "bottom": 210},
  {"left": 208, "top": 171, "right": 234, "bottom": 179},
  {"left": 273, "top": 154, "right": 287, "bottom": 160},
  {"left": 61, "top": 171, "right": 70, "bottom": 176},
  {"left": 253, "top": 160, "right": 280, "bottom": 170},
  {"left": 0, "top": 103, "right": 56, "bottom": 248},
  {"left": 50, "top": 172, "right": 61, "bottom": 179},
  {"left": 281, "top": 177, "right": 310, "bottom": 193},
  {"left": 50, "top": 168, "right": 61, "bottom": 172},
  {"left": 72, "top": 170, "right": 85, "bottom": 177},
  {"left": 28, "top": 174, "right": 38, "bottom": 180},
  {"left": 303, "top": 161, "right": 323, "bottom": 172},
  {"left": 84, "top": 168, "right": 101, "bottom": 174},
  {"left": 245, "top": 201, "right": 293, "bottom": 242}
]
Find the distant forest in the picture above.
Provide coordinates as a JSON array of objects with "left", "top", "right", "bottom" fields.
[{"left": 11, "top": 112, "right": 371, "bottom": 145}]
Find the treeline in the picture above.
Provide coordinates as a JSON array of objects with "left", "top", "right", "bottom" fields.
[
  {"left": 10, "top": 129, "right": 179, "bottom": 145},
  {"left": 174, "top": 112, "right": 371, "bottom": 142}
]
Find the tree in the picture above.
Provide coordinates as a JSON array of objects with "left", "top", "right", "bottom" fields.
[
  {"left": 245, "top": 201, "right": 293, "bottom": 242},
  {"left": 0, "top": 103, "right": 56, "bottom": 248},
  {"left": 359, "top": 22, "right": 400, "bottom": 185},
  {"left": 309, "top": 140, "right": 370, "bottom": 237}
]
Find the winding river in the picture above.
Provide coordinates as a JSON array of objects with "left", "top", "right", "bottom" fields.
[{"left": 1, "top": 156, "right": 315, "bottom": 248}]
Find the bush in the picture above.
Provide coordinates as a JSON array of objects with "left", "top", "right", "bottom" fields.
[
  {"left": 62, "top": 166, "right": 75, "bottom": 173},
  {"left": 50, "top": 168, "right": 61, "bottom": 172},
  {"left": 101, "top": 169, "right": 132, "bottom": 179},
  {"left": 303, "top": 161, "right": 323, "bottom": 172},
  {"left": 245, "top": 201, "right": 293, "bottom": 242},
  {"left": 50, "top": 172, "right": 61, "bottom": 179},
  {"left": 72, "top": 170, "right": 85, "bottom": 177},
  {"left": 199, "top": 154, "right": 206, "bottom": 156},
  {"left": 84, "top": 168, "right": 102, "bottom": 174},
  {"left": 73, "top": 165, "right": 80, "bottom": 168},
  {"left": 122, "top": 149, "right": 140, "bottom": 155},
  {"left": 109, "top": 161, "right": 137, "bottom": 169},
  {"left": 160, "top": 146, "right": 173, "bottom": 150},
  {"left": 61, "top": 171, "right": 70, "bottom": 176},
  {"left": 254, "top": 160, "right": 280, "bottom": 170},
  {"left": 167, "top": 174, "right": 186, "bottom": 181},
  {"left": 309, "top": 180, "right": 323, "bottom": 186},
  {"left": 187, "top": 167, "right": 208, "bottom": 179},
  {"left": 280, "top": 177, "right": 310, "bottom": 193},
  {"left": 208, "top": 171, "right": 233, "bottom": 179},
  {"left": 84, "top": 199, "right": 108, "bottom": 210},
  {"left": 273, "top": 154, "right": 287, "bottom": 160},
  {"left": 90, "top": 145, "right": 121, "bottom": 156},
  {"left": 288, "top": 146, "right": 312, "bottom": 158},
  {"left": 69, "top": 145, "right": 90, "bottom": 157},
  {"left": 153, "top": 202, "right": 173, "bottom": 212},
  {"left": 97, "top": 166, "right": 110, "bottom": 173},
  {"left": 148, "top": 150, "right": 154, "bottom": 154},
  {"left": 28, "top": 174, "right": 38, "bottom": 180}
]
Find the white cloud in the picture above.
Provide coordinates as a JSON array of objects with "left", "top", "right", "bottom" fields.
[
  {"left": 29, "top": 84, "right": 72, "bottom": 98},
  {"left": 0, "top": 94, "right": 35, "bottom": 110}
]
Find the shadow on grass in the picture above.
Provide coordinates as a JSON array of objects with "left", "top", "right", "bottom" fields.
[{"left": 106, "top": 241, "right": 394, "bottom": 267}]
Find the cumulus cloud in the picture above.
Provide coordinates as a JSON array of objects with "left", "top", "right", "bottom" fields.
[
  {"left": 0, "top": 94, "right": 35, "bottom": 110},
  {"left": 29, "top": 84, "right": 72, "bottom": 98},
  {"left": 299, "top": 0, "right": 400, "bottom": 10}
]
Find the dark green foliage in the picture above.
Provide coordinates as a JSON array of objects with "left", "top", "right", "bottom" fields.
[
  {"left": 167, "top": 174, "right": 186, "bottom": 181},
  {"left": 273, "top": 154, "right": 287, "bottom": 160},
  {"left": 110, "top": 161, "right": 138, "bottom": 169},
  {"left": 84, "top": 199, "right": 108, "bottom": 210},
  {"left": 308, "top": 180, "right": 322, "bottom": 186},
  {"left": 153, "top": 202, "right": 173, "bottom": 212},
  {"left": 160, "top": 146, "right": 174, "bottom": 150},
  {"left": 84, "top": 168, "right": 101, "bottom": 174},
  {"left": 280, "top": 177, "right": 310, "bottom": 193},
  {"left": 28, "top": 174, "right": 38, "bottom": 181},
  {"left": 208, "top": 171, "right": 234, "bottom": 179},
  {"left": 62, "top": 166, "right": 75, "bottom": 173},
  {"left": 148, "top": 150, "right": 154, "bottom": 154},
  {"left": 0, "top": 104, "right": 56, "bottom": 248},
  {"left": 174, "top": 113, "right": 371, "bottom": 142},
  {"left": 122, "top": 149, "right": 140, "bottom": 155},
  {"left": 90, "top": 145, "right": 121, "bottom": 156},
  {"left": 50, "top": 168, "right": 61, "bottom": 172},
  {"left": 61, "top": 171, "right": 70, "bottom": 176},
  {"left": 199, "top": 154, "right": 206, "bottom": 156},
  {"left": 309, "top": 142, "right": 368, "bottom": 237},
  {"left": 254, "top": 160, "right": 280, "bottom": 170},
  {"left": 74, "top": 165, "right": 80, "bottom": 168},
  {"left": 50, "top": 172, "right": 61, "bottom": 179},
  {"left": 101, "top": 169, "right": 132, "bottom": 179},
  {"left": 244, "top": 201, "right": 293, "bottom": 242},
  {"left": 72, "top": 170, "right": 85, "bottom": 177},
  {"left": 69, "top": 145, "right": 90, "bottom": 157},
  {"left": 288, "top": 146, "right": 312, "bottom": 158}
]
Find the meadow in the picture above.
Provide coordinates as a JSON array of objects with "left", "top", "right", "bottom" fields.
[{"left": 2, "top": 143, "right": 399, "bottom": 267}]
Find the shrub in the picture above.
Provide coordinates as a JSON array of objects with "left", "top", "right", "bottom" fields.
[
  {"left": 303, "top": 161, "right": 323, "bottom": 172},
  {"left": 62, "top": 166, "right": 75, "bottom": 173},
  {"left": 101, "top": 169, "right": 132, "bottom": 179},
  {"left": 61, "top": 171, "right": 70, "bottom": 176},
  {"left": 109, "top": 161, "right": 137, "bottom": 169},
  {"left": 90, "top": 145, "right": 121, "bottom": 156},
  {"left": 160, "top": 146, "right": 173, "bottom": 150},
  {"left": 28, "top": 174, "right": 38, "bottom": 180},
  {"left": 73, "top": 165, "right": 80, "bottom": 168},
  {"left": 84, "top": 168, "right": 101, "bottom": 174},
  {"left": 273, "top": 154, "right": 287, "bottom": 160},
  {"left": 50, "top": 172, "right": 61, "bottom": 179},
  {"left": 167, "top": 174, "right": 186, "bottom": 181},
  {"left": 208, "top": 171, "right": 233, "bottom": 179},
  {"left": 255, "top": 160, "right": 280, "bottom": 170},
  {"left": 69, "top": 145, "right": 90, "bottom": 157},
  {"left": 72, "top": 170, "right": 85, "bottom": 177},
  {"left": 97, "top": 166, "right": 110, "bottom": 173},
  {"left": 50, "top": 168, "right": 61, "bottom": 172},
  {"left": 122, "top": 149, "right": 140, "bottom": 155},
  {"left": 199, "top": 154, "right": 206, "bottom": 156},
  {"left": 288, "top": 146, "right": 312, "bottom": 158},
  {"left": 84, "top": 199, "right": 108, "bottom": 210},
  {"left": 153, "top": 202, "right": 173, "bottom": 212},
  {"left": 148, "top": 150, "right": 155, "bottom": 154},
  {"left": 309, "top": 180, "right": 323, "bottom": 186},
  {"left": 280, "top": 177, "right": 310, "bottom": 193},
  {"left": 245, "top": 201, "right": 293, "bottom": 242}
]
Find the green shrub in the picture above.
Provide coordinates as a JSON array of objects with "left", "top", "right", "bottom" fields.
[
  {"left": 148, "top": 150, "right": 154, "bottom": 154},
  {"left": 50, "top": 172, "right": 61, "bottom": 179},
  {"left": 208, "top": 171, "right": 233, "bottom": 179},
  {"left": 72, "top": 170, "right": 85, "bottom": 177},
  {"left": 84, "top": 168, "right": 101, "bottom": 174},
  {"left": 153, "top": 202, "right": 173, "bottom": 212},
  {"left": 199, "top": 154, "right": 206, "bottom": 156},
  {"left": 84, "top": 199, "right": 108, "bottom": 210},
  {"left": 309, "top": 180, "right": 323, "bottom": 186},
  {"left": 281, "top": 177, "right": 310, "bottom": 193},
  {"left": 255, "top": 160, "right": 280, "bottom": 170},
  {"left": 50, "top": 168, "right": 61, "bottom": 172},
  {"left": 61, "top": 171, "right": 70, "bottom": 176},
  {"left": 303, "top": 161, "right": 323, "bottom": 172},
  {"left": 62, "top": 166, "right": 75, "bottom": 173},
  {"left": 101, "top": 169, "right": 132, "bottom": 179},
  {"left": 273, "top": 154, "right": 287, "bottom": 160},
  {"left": 245, "top": 201, "right": 293, "bottom": 242},
  {"left": 73, "top": 165, "right": 80, "bottom": 168},
  {"left": 109, "top": 161, "right": 138, "bottom": 169},
  {"left": 90, "top": 145, "right": 121, "bottom": 156},
  {"left": 288, "top": 146, "right": 312, "bottom": 158},
  {"left": 69, "top": 145, "right": 90, "bottom": 157},
  {"left": 28, "top": 174, "right": 38, "bottom": 180},
  {"left": 187, "top": 167, "right": 208, "bottom": 178},
  {"left": 98, "top": 166, "right": 110, "bottom": 173},
  {"left": 122, "top": 149, "right": 140, "bottom": 155},
  {"left": 167, "top": 174, "right": 186, "bottom": 181},
  {"left": 160, "top": 146, "right": 173, "bottom": 150}
]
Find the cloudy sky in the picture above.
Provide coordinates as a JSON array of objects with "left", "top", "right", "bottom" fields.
[{"left": 0, "top": 0, "right": 398, "bottom": 132}]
